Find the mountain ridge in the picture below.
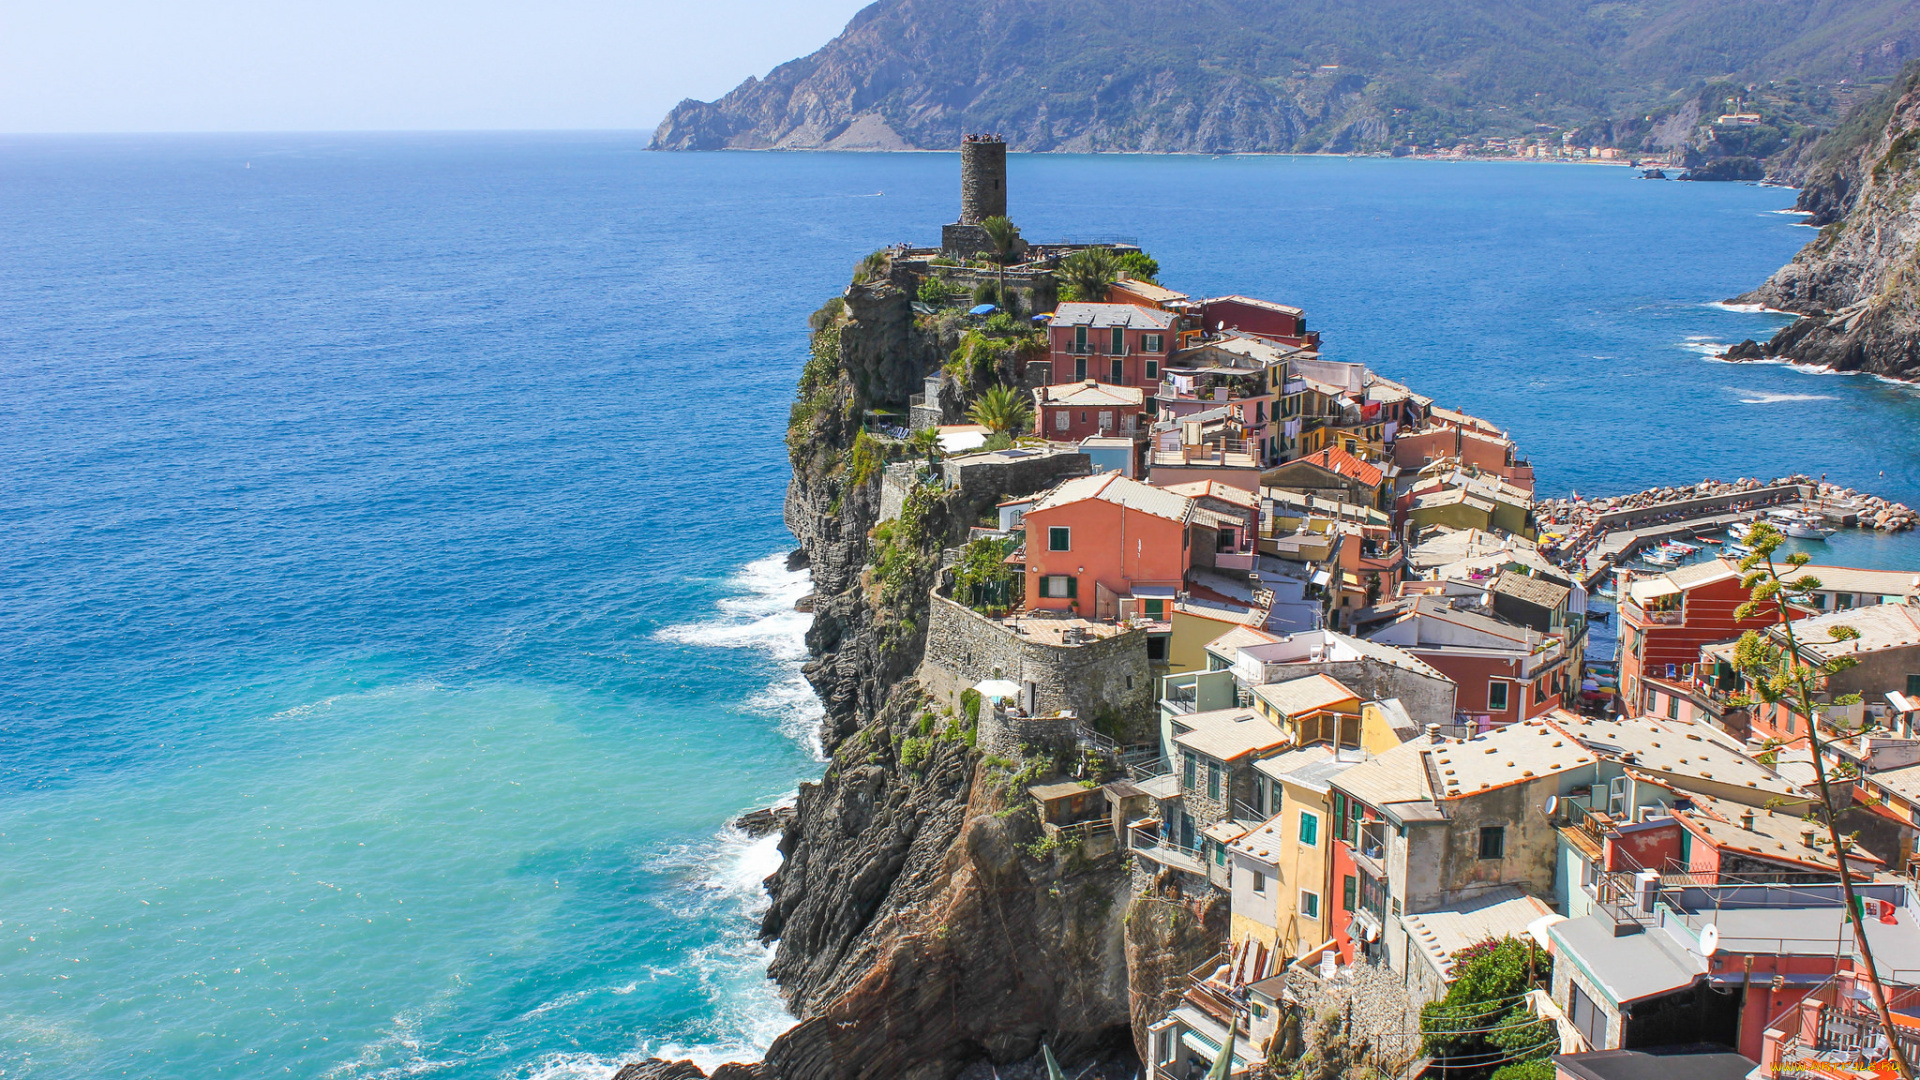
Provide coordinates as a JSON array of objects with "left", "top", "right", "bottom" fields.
[{"left": 652, "top": 0, "right": 1920, "bottom": 155}]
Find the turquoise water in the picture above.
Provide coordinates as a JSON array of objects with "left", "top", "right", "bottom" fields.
[{"left": 2, "top": 137, "right": 1918, "bottom": 1080}]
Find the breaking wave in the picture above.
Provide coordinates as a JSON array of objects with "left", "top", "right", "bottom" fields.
[
  {"left": 655, "top": 552, "right": 824, "bottom": 759},
  {"left": 1704, "top": 300, "right": 1795, "bottom": 315},
  {"left": 636, "top": 822, "right": 798, "bottom": 1071}
]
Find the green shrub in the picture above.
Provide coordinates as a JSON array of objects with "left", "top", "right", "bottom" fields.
[
  {"left": 899, "top": 736, "right": 933, "bottom": 772},
  {"left": 847, "top": 429, "right": 884, "bottom": 487},
  {"left": 961, "top": 688, "right": 982, "bottom": 725},
  {"left": 918, "top": 277, "right": 965, "bottom": 307},
  {"left": 1420, "top": 937, "right": 1553, "bottom": 1078},
  {"left": 953, "top": 536, "right": 1019, "bottom": 614}
]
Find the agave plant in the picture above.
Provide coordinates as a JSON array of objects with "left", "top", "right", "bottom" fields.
[{"left": 966, "top": 383, "right": 1031, "bottom": 435}]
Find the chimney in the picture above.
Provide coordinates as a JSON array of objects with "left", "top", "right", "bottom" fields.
[
  {"left": 1636, "top": 869, "right": 1660, "bottom": 915},
  {"left": 1740, "top": 808, "right": 1755, "bottom": 831},
  {"left": 1427, "top": 723, "right": 1443, "bottom": 744},
  {"left": 1801, "top": 827, "right": 1817, "bottom": 848}
]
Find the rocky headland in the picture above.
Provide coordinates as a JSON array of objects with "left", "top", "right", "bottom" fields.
[
  {"left": 615, "top": 266, "right": 1218, "bottom": 1080},
  {"left": 649, "top": 0, "right": 1917, "bottom": 157},
  {"left": 1726, "top": 64, "right": 1920, "bottom": 384}
]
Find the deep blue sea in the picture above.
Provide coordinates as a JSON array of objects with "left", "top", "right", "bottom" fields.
[{"left": 2, "top": 135, "right": 1918, "bottom": 1080}]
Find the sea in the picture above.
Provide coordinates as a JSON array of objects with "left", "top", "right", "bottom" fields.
[{"left": 2, "top": 135, "right": 1918, "bottom": 1080}]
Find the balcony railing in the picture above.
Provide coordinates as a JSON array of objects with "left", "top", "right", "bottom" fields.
[{"left": 1619, "top": 600, "right": 1682, "bottom": 626}]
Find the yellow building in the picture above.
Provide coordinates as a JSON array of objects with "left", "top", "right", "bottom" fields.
[
  {"left": 1250, "top": 673, "right": 1362, "bottom": 746},
  {"left": 1226, "top": 744, "right": 1364, "bottom": 959}
]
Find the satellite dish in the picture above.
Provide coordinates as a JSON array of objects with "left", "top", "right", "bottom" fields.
[
  {"left": 1699, "top": 924, "right": 1721, "bottom": 957},
  {"left": 1541, "top": 795, "right": 1559, "bottom": 819}
]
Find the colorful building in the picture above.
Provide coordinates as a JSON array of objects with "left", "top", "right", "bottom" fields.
[
  {"left": 1043, "top": 302, "right": 1178, "bottom": 388},
  {"left": 1020, "top": 473, "right": 1195, "bottom": 616},
  {"left": 1033, "top": 379, "right": 1147, "bottom": 443}
]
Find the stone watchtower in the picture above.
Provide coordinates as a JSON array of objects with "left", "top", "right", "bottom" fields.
[
  {"left": 958, "top": 136, "right": 1007, "bottom": 225},
  {"left": 943, "top": 134, "right": 1007, "bottom": 257}
]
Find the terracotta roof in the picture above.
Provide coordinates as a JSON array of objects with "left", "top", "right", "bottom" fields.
[
  {"left": 1037, "top": 380, "right": 1146, "bottom": 408},
  {"left": 1288, "top": 447, "right": 1384, "bottom": 488},
  {"left": 1491, "top": 570, "right": 1570, "bottom": 611},
  {"left": 1030, "top": 473, "right": 1193, "bottom": 523},
  {"left": 1670, "top": 784, "right": 1882, "bottom": 874},
  {"left": 1412, "top": 489, "right": 1495, "bottom": 514},
  {"left": 1113, "top": 277, "right": 1189, "bottom": 304},
  {"left": 1162, "top": 479, "right": 1260, "bottom": 508},
  {"left": 1201, "top": 294, "right": 1305, "bottom": 317},
  {"left": 1252, "top": 673, "right": 1362, "bottom": 718}
]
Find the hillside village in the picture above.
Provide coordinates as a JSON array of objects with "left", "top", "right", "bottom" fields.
[{"left": 803, "top": 138, "right": 1920, "bottom": 1080}]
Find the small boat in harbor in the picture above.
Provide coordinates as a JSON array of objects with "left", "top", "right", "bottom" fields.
[
  {"left": 1642, "top": 548, "right": 1682, "bottom": 567},
  {"left": 1725, "top": 541, "right": 1753, "bottom": 558},
  {"left": 1784, "top": 519, "right": 1835, "bottom": 540},
  {"left": 1665, "top": 540, "right": 1701, "bottom": 555},
  {"left": 1728, "top": 520, "right": 1755, "bottom": 541}
]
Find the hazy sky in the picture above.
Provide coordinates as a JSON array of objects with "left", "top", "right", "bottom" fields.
[{"left": 0, "top": 0, "right": 870, "bottom": 133}]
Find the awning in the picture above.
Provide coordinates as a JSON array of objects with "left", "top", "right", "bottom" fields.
[
  {"left": 1890, "top": 691, "right": 1917, "bottom": 714},
  {"left": 969, "top": 303, "right": 998, "bottom": 315},
  {"left": 1627, "top": 578, "right": 1680, "bottom": 603},
  {"left": 1132, "top": 585, "right": 1178, "bottom": 597}
]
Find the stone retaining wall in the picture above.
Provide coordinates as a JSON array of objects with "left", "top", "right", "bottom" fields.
[{"left": 919, "top": 591, "right": 1156, "bottom": 743}]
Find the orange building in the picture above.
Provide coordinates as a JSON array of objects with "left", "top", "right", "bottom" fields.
[{"left": 1021, "top": 474, "right": 1198, "bottom": 616}]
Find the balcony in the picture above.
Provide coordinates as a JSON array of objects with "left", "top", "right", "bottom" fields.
[
  {"left": 1619, "top": 600, "right": 1681, "bottom": 626},
  {"left": 1130, "top": 826, "right": 1207, "bottom": 877}
]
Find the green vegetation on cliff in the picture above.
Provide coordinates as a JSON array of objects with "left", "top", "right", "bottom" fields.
[{"left": 654, "top": 0, "right": 1915, "bottom": 155}]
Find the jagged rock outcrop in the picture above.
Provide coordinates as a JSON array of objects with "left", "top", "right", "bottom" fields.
[
  {"left": 1732, "top": 65, "right": 1920, "bottom": 384},
  {"left": 617, "top": 260, "right": 1218, "bottom": 1080}
]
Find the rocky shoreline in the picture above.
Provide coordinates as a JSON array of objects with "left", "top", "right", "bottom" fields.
[{"left": 1725, "top": 65, "right": 1920, "bottom": 385}]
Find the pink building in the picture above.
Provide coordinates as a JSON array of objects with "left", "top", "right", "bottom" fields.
[
  {"left": 1033, "top": 380, "right": 1147, "bottom": 443},
  {"left": 1044, "top": 303, "right": 1178, "bottom": 389}
]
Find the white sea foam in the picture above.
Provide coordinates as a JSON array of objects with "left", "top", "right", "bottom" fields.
[
  {"left": 323, "top": 979, "right": 468, "bottom": 1079},
  {"left": 655, "top": 552, "right": 824, "bottom": 758},
  {"left": 1734, "top": 390, "right": 1838, "bottom": 404},
  {"left": 631, "top": 825, "right": 799, "bottom": 1072},
  {"left": 1704, "top": 300, "right": 1796, "bottom": 315},
  {"left": 1678, "top": 339, "right": 1733, "bottom": 357},
  {"left": 514, "top": 1052, "right": 620, "bottom": 1080}
]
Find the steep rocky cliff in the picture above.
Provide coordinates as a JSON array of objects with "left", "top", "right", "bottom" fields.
[
  {"left": 653, "top": 0, "right": 1920, "bottom": 155},
  {"left": 618, "top": 264, "right": 1215, "bottom": 1080},
  {"left": 1730, "top": 65, "right": 1920, "bottom": 383}
]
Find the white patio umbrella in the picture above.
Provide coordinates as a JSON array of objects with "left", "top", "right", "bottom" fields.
[{"left": 973, "top": 679, "right": 1021, "bottom": 701}]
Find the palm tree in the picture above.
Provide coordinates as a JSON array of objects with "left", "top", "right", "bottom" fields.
[
  {"left": 1059, "top": 247, "right": 1119, "bottom": 303},
  {"left": 909, "top": 425, "right": 942, "bottom": 465},
  {"left": 966, "top": 383, "right": 1031, "bottom": 435},
  {"left": 980, "top": 215, "right": 1021, "bottom": 311}
]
